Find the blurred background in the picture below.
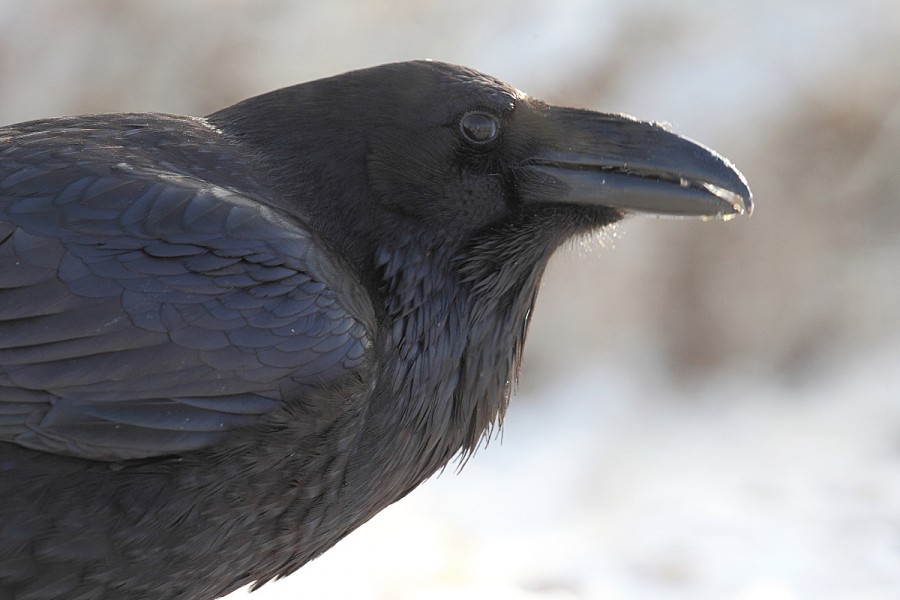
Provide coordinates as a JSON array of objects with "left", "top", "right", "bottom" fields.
[{"left": 2, "top": 1, "right": 898, "bottom": 598}]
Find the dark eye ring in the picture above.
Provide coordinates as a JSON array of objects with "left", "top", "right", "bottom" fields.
[{"left": 459, "top": 111, "right": 499, "bottom": 145}]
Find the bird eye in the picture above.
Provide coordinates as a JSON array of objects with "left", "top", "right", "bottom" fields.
[{"left": 459, "top": 112, "right": 499, "bottom": 145}]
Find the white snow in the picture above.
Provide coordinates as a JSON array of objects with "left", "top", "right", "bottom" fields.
[{"left": 237, "top": 340, "right": 900, "bottom": 599}]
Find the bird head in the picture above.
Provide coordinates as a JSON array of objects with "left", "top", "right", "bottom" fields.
[{"left": 209, "top": 60, "right": 750, "bottom": 284}]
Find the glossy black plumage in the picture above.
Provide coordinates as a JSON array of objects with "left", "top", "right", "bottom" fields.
[{"left": 0, "top": 61, "right": 750, "bottom": 599}]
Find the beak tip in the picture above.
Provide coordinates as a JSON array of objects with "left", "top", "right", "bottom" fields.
[
  {"left": 709, "top": 164, "right": 752, "bottom": 220},
  {"left": 729, "top": 190, "right": 753, "bottom": 218},
  {"left": 732, "top": 178, "right": 753, "bottom": 219},
  {"left": 698, "top": 177, "right": 752, "bottom": 221},
  {"left": 725, "top": 157, "right": 753, "bottom": 218},
  {"left": 717, "top": 193, "right": 752, "bottom": 221}
]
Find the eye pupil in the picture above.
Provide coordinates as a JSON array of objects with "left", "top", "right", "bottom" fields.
[{"left": 460, "top": 112, "right": 498, "bottom": 144}]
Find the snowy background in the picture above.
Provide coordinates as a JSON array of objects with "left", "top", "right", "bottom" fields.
[{"left": 2, "top": 1, "right": 899, "bottom": 598}]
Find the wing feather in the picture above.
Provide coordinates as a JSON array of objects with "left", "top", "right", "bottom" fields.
[{"left": 0, "top": 115, "right": 374, "bottom": 460}]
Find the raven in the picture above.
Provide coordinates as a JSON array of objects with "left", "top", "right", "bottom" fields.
[{"left": 0, "top": 61, "right": 750, "bottom": 599}]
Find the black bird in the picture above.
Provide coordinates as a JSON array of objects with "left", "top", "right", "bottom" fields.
[{"left": 0, "top": 61, "right": 750, "bottom": 599}]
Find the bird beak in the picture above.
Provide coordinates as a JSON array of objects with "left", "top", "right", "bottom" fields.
[{"left": 516, "top": 107, "right": 752, "bottom": 219}]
